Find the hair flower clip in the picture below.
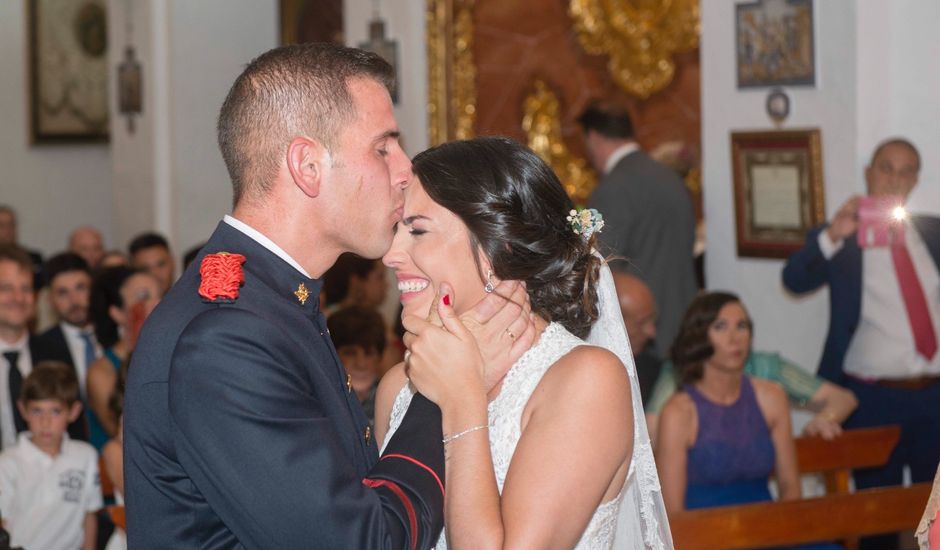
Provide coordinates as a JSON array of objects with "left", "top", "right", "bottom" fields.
[
  {"left": 566, "top": 208, "right": 605, "bottom": 239},
  {"left": 198, "top": 252, "right": 246, "bottom": 303}
]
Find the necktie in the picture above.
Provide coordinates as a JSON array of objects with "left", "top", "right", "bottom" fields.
[
  {"left": 79, "top": 331, "right": 97, "bottom": 370},
  {"left": 3, "top": 351, "right": 26, "bottom": 433},
  {"left": 891, "top": 238, "right": 938, "bottom": 361}
]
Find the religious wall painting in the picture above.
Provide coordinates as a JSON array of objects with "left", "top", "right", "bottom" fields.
[
  {"left": 28, "top": 0, "right": 110, "bottom": 143},
  {"left": 736, "top": 0, "right": 815, "bottom": 88}
]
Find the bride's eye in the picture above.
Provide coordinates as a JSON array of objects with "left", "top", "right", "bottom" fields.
[{"left": 409, "top": 227, "right": 428, "bottom": 236}]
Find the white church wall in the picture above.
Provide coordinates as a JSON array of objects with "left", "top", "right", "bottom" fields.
[
  {"left": 0, "top": 1, "right": 112, "bottom": 256},
  {"left": 701, "top": 0, "right": 859, "bottom": 374}
]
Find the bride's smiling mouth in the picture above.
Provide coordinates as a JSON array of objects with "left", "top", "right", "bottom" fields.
[{"left": 395, "top": 274, "right": 430, "bottom": 302}]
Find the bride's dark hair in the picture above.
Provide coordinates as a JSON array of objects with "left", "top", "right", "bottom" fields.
[{"left": 411, "top": 136, "right": 601, "bottom": 338}]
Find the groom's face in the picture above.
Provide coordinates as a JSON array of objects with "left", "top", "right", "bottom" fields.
[{"left": 323, "top": 77, "right": 410, "bottom": 260}]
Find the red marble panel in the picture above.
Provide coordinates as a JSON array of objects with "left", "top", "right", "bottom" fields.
[{"left": 472, "top": 0, "right": 701, "bottom": 212}]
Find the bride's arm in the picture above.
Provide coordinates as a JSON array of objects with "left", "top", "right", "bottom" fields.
[
  {"left": 402, "top": 293, "right": 506, "bottom": 547},
  {"left": 491, "top": 346, "right": 632, "bottom": 549},
  {"left": 410, "top": 342, "right": 633, "bottom": 550}
]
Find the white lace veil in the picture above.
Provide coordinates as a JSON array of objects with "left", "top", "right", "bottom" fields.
[{"left": 586, "top": 255, "right": 674, "bottom": 549}]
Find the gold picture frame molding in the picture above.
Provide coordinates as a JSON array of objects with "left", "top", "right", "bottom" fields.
[
  {"left": 730, "top": 128, "right": 825, "bottom": 258},
  {"left": 427, "top": 0, "right": 476, "bottom": 145}
]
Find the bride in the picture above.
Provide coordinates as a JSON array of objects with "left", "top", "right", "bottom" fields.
[{"left": 374, "top": 137, "right": 671, "bottom": 549}]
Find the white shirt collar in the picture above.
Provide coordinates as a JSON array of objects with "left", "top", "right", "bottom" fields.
[
  {"left": 603, "top": 142, "right": 640, "bottom": 175},
  {"left": 223, "top": 215, "right": 311, "bottom": 278},
  {"left": 60, "top": 322, "right": 91, "bottom": 339},
  {"left": 19, "top": 431, "right": 70, "bottom": 462},
  {"left": 0, "top": 332, "right": 28, "bottom": 352}
]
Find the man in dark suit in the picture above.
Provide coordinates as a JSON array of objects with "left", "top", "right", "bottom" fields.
[
  {"left": 0, "top": 245, "right": 39, "bottom": 451},
  {"left": 579, "top": 102, "right": 697, "bottom": 357},
  {"left": 783, "top": 138, "right": 940, "bottom": 550},
  {"left": 32, "top": 252, "right": 96, "bottom": 442},
  {"left": 125, "top": 44, "right": 529, "bottom": 549},
  {"left": 128, "top": 231, "right": 176, "bottom": 294}
]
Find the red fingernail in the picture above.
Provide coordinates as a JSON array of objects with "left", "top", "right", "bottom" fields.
[{"left": 443, "top": 294, "right": 451, "bottom": 306}]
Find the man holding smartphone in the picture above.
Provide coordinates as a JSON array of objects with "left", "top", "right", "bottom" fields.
[{"left": 783, "top": 138, "right": 940, "bottom": 550}]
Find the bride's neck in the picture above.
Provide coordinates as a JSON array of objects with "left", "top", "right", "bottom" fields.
[{"left": 485, "top": 315, "right": 549, "bottom": 402}]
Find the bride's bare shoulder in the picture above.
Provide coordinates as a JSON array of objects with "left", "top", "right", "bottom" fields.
[{"left": 532, "top": 345, "right": 631, "bottom": 412}]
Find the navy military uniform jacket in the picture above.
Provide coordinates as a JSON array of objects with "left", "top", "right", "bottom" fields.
[{"left": 124, "top": 221, "right": 445, "bottom": 549}]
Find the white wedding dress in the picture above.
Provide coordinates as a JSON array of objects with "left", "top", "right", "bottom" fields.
[{"left": 381, "top": 261, "right": 673, "bottom": 549}]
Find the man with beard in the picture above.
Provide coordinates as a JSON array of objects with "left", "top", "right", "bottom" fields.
[{"left": 33, "top": 253, "right": 96, "bottom": 441}]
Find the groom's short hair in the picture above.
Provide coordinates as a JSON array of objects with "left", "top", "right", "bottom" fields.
[{"left": 217, "top": 43, "right": 394, "bottom": 206}]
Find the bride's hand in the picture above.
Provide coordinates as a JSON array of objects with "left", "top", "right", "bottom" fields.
[
  {"left": 460, "top": 280, "right": 536, "bottom": 392},
  {"left": 402, "top": 284, "right": 488, "bottom": 416}
]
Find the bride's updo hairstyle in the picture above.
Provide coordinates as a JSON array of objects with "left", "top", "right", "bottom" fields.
[{"left": 411, "top": 136, "right": 601, "bottom": 338}]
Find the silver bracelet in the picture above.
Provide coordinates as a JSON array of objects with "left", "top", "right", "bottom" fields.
[{"left": 442, "top": 424, "right": 490, "bottom": 445}]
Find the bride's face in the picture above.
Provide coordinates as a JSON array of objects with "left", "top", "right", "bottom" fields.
[{"left": 383, "top": 178, "right": 490, "bottom": 319}]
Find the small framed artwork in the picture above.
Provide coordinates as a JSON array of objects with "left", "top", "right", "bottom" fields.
[
  {"left": 730, "top": 129, "right": 825, "bottom": 258},
  {"left": 736, "top": 0, "right": 815, "bottom": 88},
  {"left": 28, "top": 0, "right": 110, "bottom": 143}
]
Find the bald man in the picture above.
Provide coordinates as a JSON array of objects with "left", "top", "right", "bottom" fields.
[
  {"left": 68, "top": 226, "right": 104, "bottom": 269},
  {"left": 612, "top": 271, "right": 661, "bottom": 405}
]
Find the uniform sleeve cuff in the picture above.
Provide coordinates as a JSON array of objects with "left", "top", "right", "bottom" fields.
[{"left": 817, "top": 229, "right": 843, "bottom": 260}]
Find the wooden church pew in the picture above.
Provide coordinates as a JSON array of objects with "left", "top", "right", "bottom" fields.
[
  {"left": 669, "top": 425, "right": 928, "bottom": 550},
  {"left": 670, "top": 483, "right": 932, "bottom": 550}
]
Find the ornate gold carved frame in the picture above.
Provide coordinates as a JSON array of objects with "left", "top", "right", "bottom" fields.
[{"left": 427, "top": 0, "right": 476, "bottom": 145}]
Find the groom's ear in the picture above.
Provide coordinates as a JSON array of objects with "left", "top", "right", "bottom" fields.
[{"left": 286, "top": 136, "right": 328, "bottom": 198}]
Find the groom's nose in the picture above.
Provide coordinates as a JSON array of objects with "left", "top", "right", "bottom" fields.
[{"left": 389, "top": 148, "right": 412, "bottom": 191}]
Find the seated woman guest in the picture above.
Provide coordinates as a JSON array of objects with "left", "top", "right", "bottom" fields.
[
  {"left": 645, "top": 348, "right": 857, "bottom": 446},
  {"left": 656, "top": 292, "right": 837, "bottom": 549},
  {"left": 658, "top": 292, "right": 797, "bottom": 510},
  {"left": 86, "top": 267, "right": 162, "bottom": 450}
]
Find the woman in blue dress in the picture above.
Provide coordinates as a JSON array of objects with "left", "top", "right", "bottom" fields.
[
  {"left": 657, "top": 292, "right": 797, "bottom": 509},
  {"left": 656, "top": 292, "right": 837, "bottom": 549}
]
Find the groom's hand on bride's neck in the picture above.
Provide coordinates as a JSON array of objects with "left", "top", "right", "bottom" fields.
[{"left": 459, "top": 279, "right": 536, "bottom": 391}]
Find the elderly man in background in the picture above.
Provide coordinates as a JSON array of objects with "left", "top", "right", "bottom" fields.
[{"left": 68, "top": 226, "right": 105, "bottom": 270}]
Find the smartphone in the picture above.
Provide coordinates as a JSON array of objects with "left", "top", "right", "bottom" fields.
[{"left": 857, "top": 196, "right": 905, "bottom": 248}]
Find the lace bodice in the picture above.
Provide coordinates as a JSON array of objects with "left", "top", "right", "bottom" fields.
[{"left": 383, "top": 323, "right": 623, "bottom": 549}]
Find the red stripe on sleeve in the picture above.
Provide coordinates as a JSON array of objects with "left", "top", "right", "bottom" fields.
[
  {"left": 381, "top": 453, "right": 445, "bottom": 499},
  {"left": 363, "top": 478, "right": 418, "bottom": 550}
]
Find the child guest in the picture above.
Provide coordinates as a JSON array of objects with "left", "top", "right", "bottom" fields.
[{"left": 0, "top": 361, "right": 102, "bottom": 550}]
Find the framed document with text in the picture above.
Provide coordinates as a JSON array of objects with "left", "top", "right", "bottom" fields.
[{"left": 730, "top": 129, "right": 825, "bottom": 258}]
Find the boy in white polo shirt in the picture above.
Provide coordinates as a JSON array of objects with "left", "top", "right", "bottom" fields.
[{"left": 0, "top": 361, "right": 101, "bottom": 550}]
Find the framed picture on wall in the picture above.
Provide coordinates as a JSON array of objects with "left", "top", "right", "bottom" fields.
[
  {"left": 735, "top": 0, "right": 815, "bottom": 88},
  {"left": 28, "top": 0, "right": 109, "bottom": 143},
  {"left": 730, "top": 129, "right": 825, "bottom": 258}
]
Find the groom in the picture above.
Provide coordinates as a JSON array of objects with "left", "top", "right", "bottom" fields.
[{"left": 124, "top": 44, "right": 528, "bottom": 549}]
